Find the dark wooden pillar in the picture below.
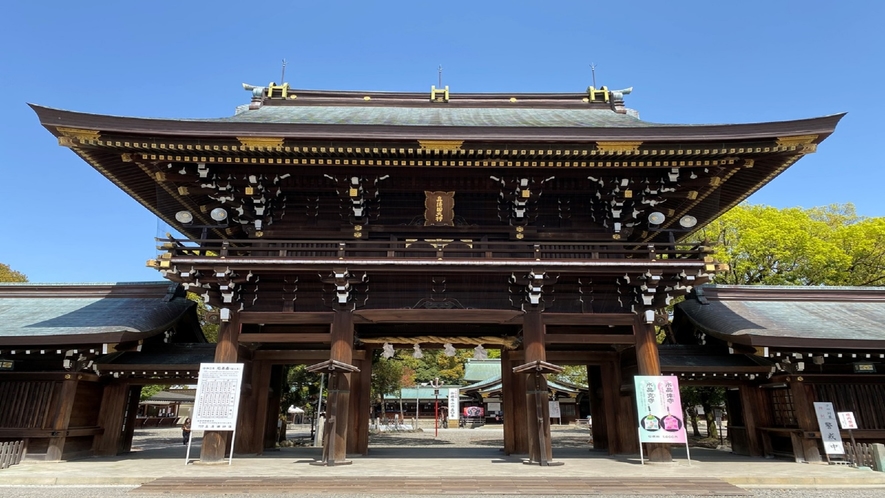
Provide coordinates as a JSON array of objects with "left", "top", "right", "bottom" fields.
[
  {"left": 633, "top": 318, "right": 671, "bottom": 462},
  {"left": 601, "top": 361, "right": 626, "bottom": 454},
  {"left": 501, "top": 349, "right": 516, "bottom": 454},
  {"left": 94, "top": 382, "right": 129, "bottom": 456},
  {"left": 119, "top": 385, "right": 141, "bottom": 453},
  {"left": 347, "top": 357, "right": 363, "bottom": 455},
  {"left": 523, "top": 309, "right": 553, "bottom": 464},
  {"left": 739, "top": 384, "right": 763, "bottom": 457},
  {"left": 263, "top": 365, "right": 284, "bottom": 450},
  {"left": 46, "top": 375, "right": 79, "bottom": 462},
  {"left": 789, "top": 378, "right": 822, "bottom": 463},
  {"left": 202, "top": 311, "right": 241, "bottom": 463},
  {"left": 329, "top": 309, "right": 354, "bottom": 463},
  {"left": 587, "top": 365, "right": 607, "bottom": 450},
  {"left": 234, "top": 357, "right": 258, "bottom": 454},
  {"left": 352, "top": 351, "right": 372, "bottom": 455}
]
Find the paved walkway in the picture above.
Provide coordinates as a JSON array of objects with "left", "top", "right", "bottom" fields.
[{"left": 1, "top": 427, "right": 884, "bottom": 492}]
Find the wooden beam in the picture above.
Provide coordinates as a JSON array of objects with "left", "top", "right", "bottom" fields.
[
  {"left": 545, "top": 334, "right": 635, "bottom": 345},
  {"left": 252, "top": 350, "right": 366, "bottom": 362},
  {"left": 513, "top": 351, "right": 618, "bottom": 363},
  {"left": 238, "top": 312, "right": 334, "bottom": 325},
  {"left": 239, "top": 333, "right": 331, "bottom": 344},
  {"left": 542, "top": 313, "right": 636, "bottom": 326},
  {"left": 355, "top": 309, "right": 522, "bottom": 324}
]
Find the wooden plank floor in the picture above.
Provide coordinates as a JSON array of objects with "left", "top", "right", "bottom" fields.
[{"left": 133, "top": 477, "right": 749, "bottom": 495}]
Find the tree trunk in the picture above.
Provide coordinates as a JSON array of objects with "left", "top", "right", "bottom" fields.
[
  {"left": 687, "top": 405, "right": 701, "bottom": 437},
  {"left": 701, "top": 402, "right": 718, "bottom": 439}
]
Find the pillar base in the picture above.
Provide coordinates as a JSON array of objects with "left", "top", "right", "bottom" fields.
[
  {"left": 310, "top": 459, "right": 352, "bottom": 467},
  {"left": 523, "top": 459, "right": 564, "bottom": 466}
]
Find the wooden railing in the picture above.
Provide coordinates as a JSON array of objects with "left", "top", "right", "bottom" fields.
[
  {"left": 0, "top": 440, "right": 24, "bottom": 469},
  {"left": 158, "top": 237, "right": 712, "bottom": 263}
]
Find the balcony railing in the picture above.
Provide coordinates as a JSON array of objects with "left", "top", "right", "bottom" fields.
[{"left": 157, "top": 237, "right": 712, "bottom": 263}]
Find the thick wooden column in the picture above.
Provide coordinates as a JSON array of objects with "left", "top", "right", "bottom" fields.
[
  {"left": 263, "top": 365, "right": 284, "bottom": 450},
  {"left": 501, "top": 349, "right": 516, "bottom": 454},
  {"left": 739, "top": 384, "right": 763, "bottom": 457},
  {"left": 523, "top": 309, "right": 553, "bottom": 463},
  {"left": 234, "top": 357, "right": 259, "bottom": 454},
  {"left": 587, "top": 366, "right": 607, "bottom": 451},
  {"left": 347, "top": 357, "right": 363, "bottom": 455},
  {"left": 94, "top": 382, "right": 129, "bottom": 456},
  {"left": 600, "top": 361, "right": 625, "bottom": 454},
  {"left": 351, "top": 351, "right": 372, "bottom": 455},
  {"left": 633, "top": 318, "right": 671, "bottom": 462},
  {"left": 119, "top": 385, "right": 142, "bottom": 453},
  {"left": 329, "top": 309, "right": 354, "bottom": 462},
  {"left": 46, "top": 375, "right": 79, "bottom": 461},
  {"left": 789, "top": 378, "right": 822, "bottom": 463},
  {"left": 201, "top": 311, "right": 241, "bottom": 463}
]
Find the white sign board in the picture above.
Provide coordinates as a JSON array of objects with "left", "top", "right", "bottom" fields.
[
  {"left": 548, "top": 401, "right": 562, "bottom": 419},
  {"left": 813, "top": 402, "right": 844, "bottom": 455},
  {"left": 192, "top": 363, "right": 245, "bottom": 431},
  {"left": 838, "top": 411, "right": 858, "bottom": 430},
  {"left": 447, "top": 388, "right": 460, "bottom": 420}
]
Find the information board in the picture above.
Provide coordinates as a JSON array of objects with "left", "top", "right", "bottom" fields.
[
  {"left": 191, "top": 363, "right": 244, "bottom": 431},
  {"left": 634, "top": 375, "right": 687, "bottom": 444},
  {"left": 838, "top": 411, "right": 858, "bottom": 430},
  {"left": 813, "top": 401, "right": 844, "bottom": 455},
  {"left": 548, "top": 401, "right": 562, "bottom": 419}
]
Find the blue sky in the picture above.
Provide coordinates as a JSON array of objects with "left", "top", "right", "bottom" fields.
[{"left": 1, "top": 0, "right": 882, "bottom": 283}]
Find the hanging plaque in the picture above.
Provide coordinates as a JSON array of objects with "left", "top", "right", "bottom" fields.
[{"left": 425, "top": 191, "right": 455, "bottom": 226}]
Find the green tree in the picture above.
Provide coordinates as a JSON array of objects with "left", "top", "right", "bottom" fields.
[
  {"left": 694, "top": 203, "right": 885, "bottom": 286},
  {"left": 186, "top": 292, "right": 219, "bottom": 342},
  {"left": 552, "top": 365, "right": 590, "bottom": 387},
  {"left": 680, "top": 386, "right": 726, "bottom": 439},
  {"left": 0, "top": 263, "right": 27, "bottom": 282},
  {"left": 139, "top": 384, "right": 166, "bottom": 402}
]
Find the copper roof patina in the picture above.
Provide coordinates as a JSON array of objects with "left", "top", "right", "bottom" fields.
[
  {"left": 0, "top": 282, "right": 202, "bottom": 346},
  {"left": 676, "top": 285, "right": 885, "bottom": 348}
]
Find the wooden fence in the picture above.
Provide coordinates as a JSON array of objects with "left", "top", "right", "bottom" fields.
[
  {"left": 0, "top": 440, "right": 24, "bottom": 469},
  {"left": 845, "top": 442, "right": 878, "bottom": 470}
]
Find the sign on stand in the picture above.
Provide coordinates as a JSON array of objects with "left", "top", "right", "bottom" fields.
[
  {"left": 186, "top": 363, "right": 245, "bottom": 465},
  {"left": 633, "top": 375, "right": 690, "bottom": 465},
  {"left": 548, "top": 401, "right": 562, "bottom": 425},
  {"left": 447, "top": 388, "right": 460, "bottom": 426},
  {"left": 813, "top": 402, "right": 844, "bottom": 457}
]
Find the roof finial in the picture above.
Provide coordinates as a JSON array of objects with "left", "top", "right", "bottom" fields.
[
  {"left": 281, "top": 59, "right": 287, "bottom": 85},
  {"left": 438, "top": 64, "right": 443, "bottom": 88},
  {"left": 590, "top": 63, "right": 597, "bottom": 89}
]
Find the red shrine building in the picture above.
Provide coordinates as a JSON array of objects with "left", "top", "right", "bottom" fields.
[{"left": 3, "top": 81, "right": 881, "bottom": 466}]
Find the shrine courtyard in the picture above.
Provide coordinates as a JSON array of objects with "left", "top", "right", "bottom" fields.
[{"left": 2, "top": 425, "right": 884, "bottom": 495}]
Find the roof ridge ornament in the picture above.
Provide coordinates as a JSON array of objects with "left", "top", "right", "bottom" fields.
[{"left": 587, "top": 86, "right": 633, "bottom": 114}]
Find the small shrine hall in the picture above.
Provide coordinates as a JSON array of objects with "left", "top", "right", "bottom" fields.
[{"left": 5, "top": 81, "right": 881, "bottom": 466}]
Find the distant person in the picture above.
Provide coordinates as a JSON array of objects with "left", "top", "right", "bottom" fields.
[{"left": 182, "top": 418, "right": 192, "bottom": 445}]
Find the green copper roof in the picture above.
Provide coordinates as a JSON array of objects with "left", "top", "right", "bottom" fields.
[
  {"left": 463, "top": 359, "right": 503, "bottom": 382},
  {"left": 676, "top": 285, "right": 885, "bottom": 345},
  {"left": 220, "top": 105, "right": 655, "bottom": 128},
  {"left": 0, "top": 282, "right": 197, "bottom": 344}
]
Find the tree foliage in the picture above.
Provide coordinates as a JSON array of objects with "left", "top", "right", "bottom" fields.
[
  {"left": 0, "top": 263, "right": 27, "bottom": 283},
  {"left": 694, "top": 203, "right": 885, "bottom": 286},
  {"left": 186, "top": 292, "right": 219, "bottom": 342},
  {"left": 139, "top": 384, "right": 167, "bottom": 402}
]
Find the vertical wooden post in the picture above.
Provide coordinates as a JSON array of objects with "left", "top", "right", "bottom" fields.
[
  {"left": 355, "top": 350, "right": 373, "bottom": 455},
  {"left": 119, "top": 385, "right": 141, "bottom": 453},
  {"left": 234, "top": 358, "right": 258, "bottom": 454},
  {"left": 347, "top": 357, "right": 363, "bottom": 455},
  {"left": 263, "top": 365, "right": 283, "bottom": 450},
  {"left": 94, "top": 382, "right": 129, "bottom": 456},
  {"left": 46, "top": 375, "right": 79, "bottom": 462},
  {"left": 739, "top": 384, "right": 763, "bottom": 457},
  {"left": 523, "top": 309, "right": 553, "bottom": 463},
  {"left": 501, "top": 349, "right": 516, "bottom": 455},
  {"left": 789, "top": 378, "right": 822, "bottom": 463},
  {"left": 329, "top": 309, "right": 354, "bottom": 462},
  {"left": 633, "top": 318, "right": 671, "bottom": 462},
  {"left": 601, "top": 361, "right": 626, "bottom": 454},
  {"left": 587, "top": 365, "right": 607, "bottom": 450},
  {"left": 201, "top": 311, "right": 241, "bottom": 463}
]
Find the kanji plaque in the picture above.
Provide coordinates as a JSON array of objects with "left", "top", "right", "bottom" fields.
[{"left": 425, "top": 191, "right": 455, "bottom": 226}]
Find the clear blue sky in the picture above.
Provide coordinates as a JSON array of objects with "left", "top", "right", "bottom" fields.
[{"left": 1, "top": 0, "right": 882, "bottom": 283}]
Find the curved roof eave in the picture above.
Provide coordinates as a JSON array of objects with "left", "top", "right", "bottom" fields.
[{"left": 30, "top": 104, "right": 846, "bottom": 143}]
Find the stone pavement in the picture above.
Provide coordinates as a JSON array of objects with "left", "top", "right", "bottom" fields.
[{"left": 1, "top": 427, "right": 884, "bottom": 492}]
